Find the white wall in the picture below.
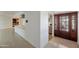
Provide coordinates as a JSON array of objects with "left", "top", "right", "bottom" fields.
[
  {"left": 40, "top": 11, "right": 48, "bottom": 47},
  {"left": 0, "top": 14, "right": 12, "bottom": 28},
  {"left": 24, "top": 11, "right": 40, "bottom": 47},
  {"left": 77, "top": 12, "right": 79, "bottom": 45},
  {"left": 15, "top": 11, "right": 40, "bottom": 48},
  {"left": 0, "top": 11, "right": 18, "bottom": 29}
]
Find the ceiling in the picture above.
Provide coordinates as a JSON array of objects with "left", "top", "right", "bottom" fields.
[{"left": 48, "top": 11, "right": 76, "bottom": 14}]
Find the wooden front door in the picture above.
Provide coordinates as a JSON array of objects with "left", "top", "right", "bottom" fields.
[{"left": 54, "top": 12, "right": 77, "bottom": 42}]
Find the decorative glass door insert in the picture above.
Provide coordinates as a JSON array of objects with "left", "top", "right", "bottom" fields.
[
  {"left": 54, "top": 16, "right": 58, "bottom": 30},
  {"left": 59, "top": 15, "right": 69, "bottom": 32},
  {"left": 71, "top": 14, "right": 76, "bottom": 32}
]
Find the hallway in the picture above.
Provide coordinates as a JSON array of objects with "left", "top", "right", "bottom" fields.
[
  {"left": 0, "top": 28, "right": 34, "bottom": 48},
  {"left": 0, "top": 11, "right": 78, "bottom": 48}
]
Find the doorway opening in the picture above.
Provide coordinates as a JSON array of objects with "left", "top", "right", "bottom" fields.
[{"left": 48, "top": 14, "right": 53, "bottom": 40}]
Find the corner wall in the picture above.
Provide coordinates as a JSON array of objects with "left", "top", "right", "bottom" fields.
[
  {"left": 40, "top": 11, "right": 48, "bottom": 47},
  {"left": 77, "top": 12, "right": 79, "bottom": 45}
]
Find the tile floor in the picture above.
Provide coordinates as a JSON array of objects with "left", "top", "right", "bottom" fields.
[
  {"left": 45, "top": 36, "right": 78, "bottom": 48},
  {"left": 0, "top": 28, "right": 78, "bottom": 48},
  {"left": 0, "top": 28, "right": 34, "bottom": 48}
]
